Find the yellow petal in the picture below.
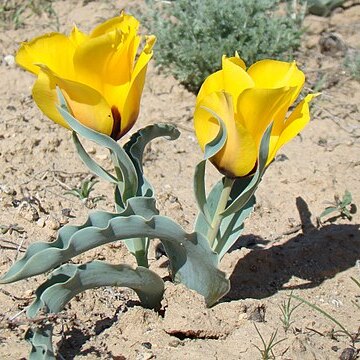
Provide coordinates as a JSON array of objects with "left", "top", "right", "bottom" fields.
[
  {"left": 247, "top": 59, "right": 305, "bottom": 106},
  {"left": 73, "top": 28, "right": 138, "bottom": 89},
  {"left": 16, "top": 33, "right": 76, "bottom": 78},
  {"left": 90, "top": 12, "right": 139, "bottom": 38},
  {"left": 69, "top": 25, "right": 89, "bottom": 46},
  {"left": 237, "top": 86, "right": 296, "bottom": 147},
  {"left": 33, "top": 66, "right": 114, "bottom": 136},
  {"left": 115, "top": 35, "right": 156, "bottom": 138},
  {"left": 248, "top": 59, "right": 305, "bottom": 88},
  {"left": 133, "top": 35, "right": 156, "bottom": 79},
  {"left": 73, "top": 14, "right": 141, "bottom": 90},
  {"left": 197, "top": 70, "right": 224, "bottom": 105},
  {"left": 32, "top": 70, "right": 69, "bottom": 128},
  {"left": 246, "top": 61, "right": 305, "bottom": 139},
  {"left": 222, "top": 55, "right": 254, "bottom": 108},
  {"left": 99, "top": 35, "right": 155, "bottom": 139},
  {"left": 269, "top": 86, "right": 299, "bottom": 138},
  {"left": 268, "top": 93, "right": 319, "bottom": 162},
  {"left": 232, "top": 52, "right": 247, "bottom": 70},
  {"left": 197, "top": 55, "right": 254, "bottom": 106},
  {"left": 194, "top": 91, "right": 257, "bottom": 177}
]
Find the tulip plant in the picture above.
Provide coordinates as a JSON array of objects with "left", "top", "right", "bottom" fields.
[{"left": 1, "top": 12, "right": 317, "bottom": 360}]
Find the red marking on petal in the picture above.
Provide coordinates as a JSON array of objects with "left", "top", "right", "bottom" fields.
[{"left": 110, "top": 106, "right": 121, "bottom": 140}]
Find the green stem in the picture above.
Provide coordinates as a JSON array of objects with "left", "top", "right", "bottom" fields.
[
  {"left": 207, "top": 177, "right": 235, "bottom": 249},
  {"left": 132, "top": 242, "right": 149, "bottom": 268},
  {"left": 109, "top": 150, "right": 149, "bottom": 268}
]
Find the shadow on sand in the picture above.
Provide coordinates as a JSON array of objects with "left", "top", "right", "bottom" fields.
[{"left": 226, "top": 197, "right": 360, "bottom": 300}]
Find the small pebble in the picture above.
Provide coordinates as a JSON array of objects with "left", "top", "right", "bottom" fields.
[
  {"left": 18, "top": 202, "right": 39, "bottom": 222},
  {"left": 96, "top": 154, "right": 108, "bottom": 160},
  {"left": 37, "top": 218, "right": 46, "bottom": 228},
  {"left": 59, "top": 216, "right": 69, "bottom": 226},
  {"left": 136, "top": 352, "right": 155, "bottom": 360},
  {"left": 319, "top": 32, "right": 346, "bottom": 56},
  {"left": 23, "top": 290, "right": 33, "bottom": 298},
  {"left": 3, "top": 54, "right": 15, "bottom": 67},
  {"left": 0, "top": 184, "right": 16, "bottom": 195},
  {"left": 275, "top": 154, "right": 289, "bottom": 162},
  {"left": 61, "top": 208, "right": 73, "bottom": 217},
  {"left": 247, "top": 304, "right": 266, "bottom": 322},
  {"left": 47, "top": 217, "right": 61, "bottom": 230},
  {"left": 6, "top": 105, "right": 16, "bottom": 111},
  {"left": 168, "top": 339, "right": 180, "bottom": 348},
  {"left": 340, "top": 348, "right": 356, "bottom": 360}
]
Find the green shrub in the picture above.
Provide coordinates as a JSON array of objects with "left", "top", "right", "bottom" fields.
[{"left": 140, "top": 0, "right": 305, "bottom": 93}]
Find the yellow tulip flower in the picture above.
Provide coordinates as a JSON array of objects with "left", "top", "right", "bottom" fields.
[
  {"left": 194, "top": 54, "right": 317, "bottom": 178},
  {"left": 16, "top": 12, "right": 155, "bottom": 140}
]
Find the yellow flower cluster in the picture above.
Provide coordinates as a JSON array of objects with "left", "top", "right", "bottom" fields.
[
  {"left": 16, "top": 12, "right": 155, "bottom": 140},
  {"left": 194, "top": 54, "right": 316, "bottom": 177},
  {"left": 17, "top": 14, "right": 315, "bottom": 178}
]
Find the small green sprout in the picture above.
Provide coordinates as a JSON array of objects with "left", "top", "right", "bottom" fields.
[
  {"left": 64, "top": 178, "right": 105, "bottom": 204},
  {"left": 319, "top": 190, "right": 356, "bottom": 222},
  {"left": 279, "top": 291, "right": 302, "bottom": 333},
  {"left": 253, "top": 324, "right": 286, "bottom": 360}
]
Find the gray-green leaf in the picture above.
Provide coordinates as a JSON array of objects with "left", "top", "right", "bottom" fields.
[
  {"left": 1, "top": 197, "right": 228, "bottom": 306},
  {"left": 56, "top": 88, "right": 138, "bottom": 203},
  {"left": 25, "top": 262, "right": 164, "bottom": 360},
  {"left": 124, "top": 123, "right": 180, "bottom": 197},
  {"left": 195, "top": 177, "right": 256, "bottom": 259},
  {"left": 28, "top": 261, "right": 164, "bottom": 316}
]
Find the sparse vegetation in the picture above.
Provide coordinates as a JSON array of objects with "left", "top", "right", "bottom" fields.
[
  {"left": 318, "top": 190, "right": 356, "bottom": 222},
  {"left": 0, "top": 0, "right": 58, "bottom": 29},
  {"left": 345, "top": 50, "right": 360, "bottom": 81},
  {"left": 279, "top": 291, "right": 302, "bottom": 333},
  {"left": 64, "top": 177, "right": 105, "bottom": 205},
  {"left": 253, "top": 324, "right": 286, "bottom": 360},
  {"left": 293, "top": 292, "right": 360, "bottom": 347},
  {"left": 139, "top": 0, "right": 305, "bottom": 93}
]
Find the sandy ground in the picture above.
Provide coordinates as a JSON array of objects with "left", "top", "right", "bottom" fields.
[{"left": 0, "top": 1, "right": 359, "bottom": 359}]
